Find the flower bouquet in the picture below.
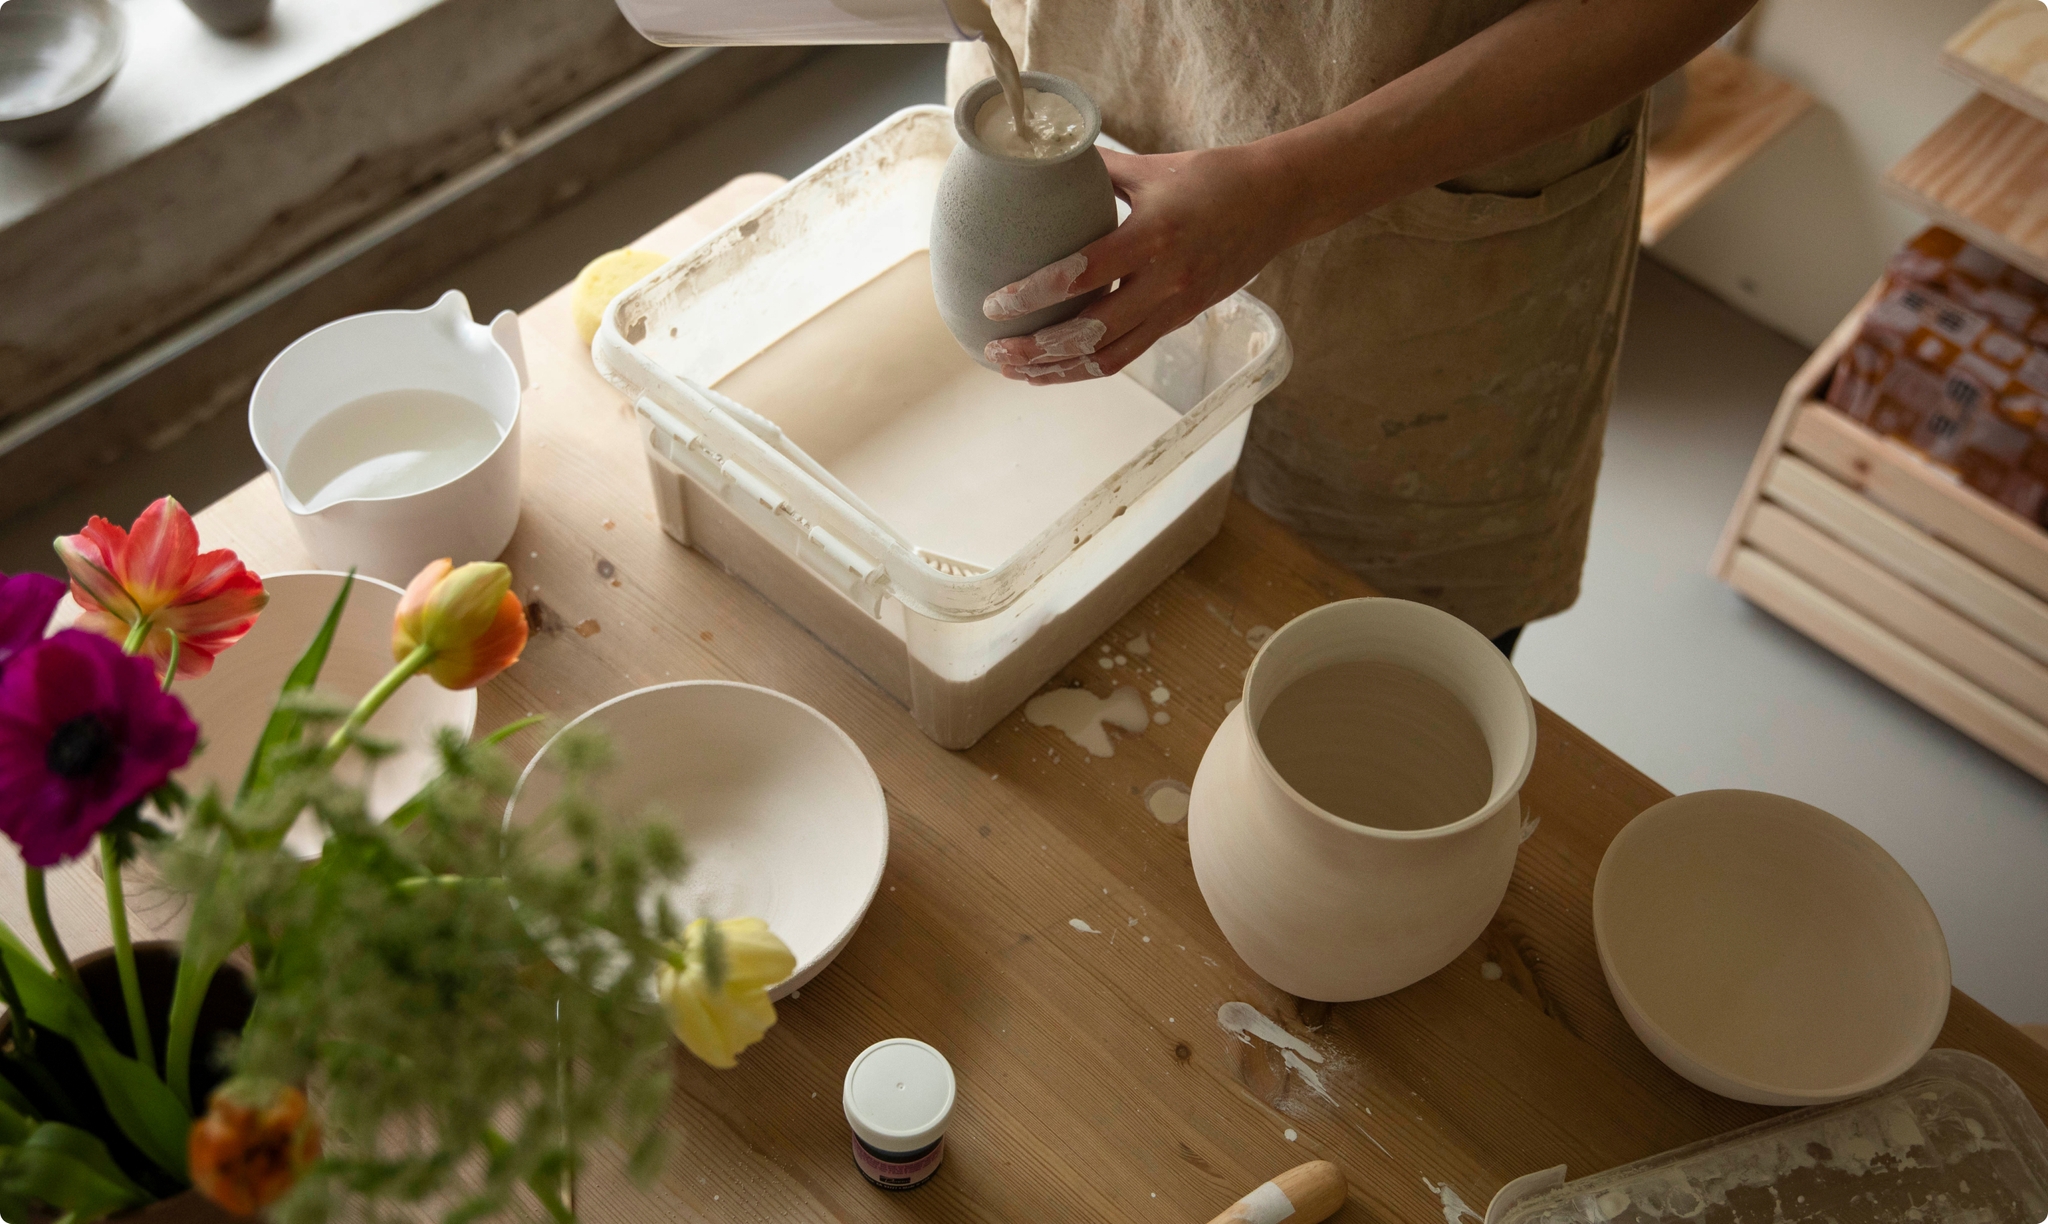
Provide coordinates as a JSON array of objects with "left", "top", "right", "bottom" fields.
[{"left": 0, "top": 499, "right": 792, "bottom": 1223}]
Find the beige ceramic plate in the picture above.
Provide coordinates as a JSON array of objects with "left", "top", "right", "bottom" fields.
[
  {"left": 1594, "top": 789, "right": 1950, "bottom": 1106},
  {"left": 167, "top": 571, "right": 478, "bottom": 856},
  {"left": 510, "top": 682, "right": 888, "bottom": 1000}
]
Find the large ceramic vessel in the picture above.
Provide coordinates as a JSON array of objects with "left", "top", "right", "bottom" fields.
[
  {"left": 929, "top": 72, "right": 1116, "bottom": 365},
  {"left": 1188, "top": 598, "right": 1538, "bottom": 1002}
]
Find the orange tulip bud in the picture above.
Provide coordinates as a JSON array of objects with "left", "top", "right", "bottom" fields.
[
  {"left": 188, "top": 1079, "right": 321, "bottom": 1216},
  {"left": 393, "top": 559, "right": 528, "bottom": 690}
]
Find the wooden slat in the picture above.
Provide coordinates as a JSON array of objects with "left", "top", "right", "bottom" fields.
[
  {"left": 1886, "top": 93, "right": 2048, "bottom": 284},
  {"left": 1712, "top": 280, "right": 1884, "bottom": 579},
  {"left": 1764, "top": 454, "right": 2048, "bottom": 664},
  {"left": 1944, "top": 0, "right": 2048, "bottom": 126},
  {"left": 1730, "top": 547, "right": 2048, "bottom": 783},
  {"left": 1641, "top": 46, "right": 1814, "bottom": 246},
  {"left": 1747, "top": 500, "right": 2048, "bottom": 724},
  {"left": 1786, "top": 403, "right": 2048, "bottom": 602}
]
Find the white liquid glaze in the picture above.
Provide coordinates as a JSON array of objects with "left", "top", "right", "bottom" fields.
[
  {"left": 1025, "top": 685, "right": 1150, "bottom": 757},
  {"left": 715, "top": 252, "right": 1181, "bottom": 570},
  {"left": 974, "top": 88, "right": 1089, "bottom": 159},
  {"left": 283, "top": 388, "right": 503, "bottom": 509}
]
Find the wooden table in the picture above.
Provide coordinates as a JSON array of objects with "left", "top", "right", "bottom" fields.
[{"left": 18, "top": 174, "right": 2047, "bottom": 1224}]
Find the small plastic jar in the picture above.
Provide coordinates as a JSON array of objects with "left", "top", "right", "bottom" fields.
[{"left": 842, "top": 1038, "right": 955, "bottom": 1191}]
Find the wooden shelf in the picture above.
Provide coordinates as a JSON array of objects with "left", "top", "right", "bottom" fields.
[
  {"left": 1944, "top": 0, "right": 2048, "bottom": 124},
  {"left": 1641, "top": 45, "right": 1813, "bottom": 246},
  {"left": 1886, "top": 92, "right": 2048, "bottom": 283}
]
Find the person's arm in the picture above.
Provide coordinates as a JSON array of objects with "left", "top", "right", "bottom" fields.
[{"left": 983, "top": 0, "right": 1755, "bottom": 383}]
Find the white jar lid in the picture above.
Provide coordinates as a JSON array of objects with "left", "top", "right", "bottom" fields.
[{"left": 843, "top": 1038, "right": 955, "bottom": 1153}]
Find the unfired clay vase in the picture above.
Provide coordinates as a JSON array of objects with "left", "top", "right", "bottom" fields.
[
  {"left": 929, "top": 72, "right": 1116, "bottom": 366},
  {"left": 1188, "top": 598, "right": 1537, "bottom": 1002},
  {"left": 510, "top": 682, "right": 888, "bottom": 999},
  {"left": 1594, "top": 789, "right": 1951, "bottom": 1106}
]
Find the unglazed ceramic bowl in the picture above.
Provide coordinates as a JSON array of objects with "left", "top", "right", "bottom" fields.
[
  {"left": 169, "top": 571, "right": 479, "bottom": 856},
  {"left": 510, "top": 682, "right": 888, "bottom": 999},
  {"left": 1594, "top": 790, "right": 1950, "bottom": 1106},
  {"left": 0, "top": 0, "right": 124, "bottom": 144}
]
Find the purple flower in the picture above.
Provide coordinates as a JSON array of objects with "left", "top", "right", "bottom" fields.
[
  {"left": 0, "top": 571, "right": 64, "bottom": 674},
  {"left": 0, "top": 630, "right": 197, "bottom": 867}
]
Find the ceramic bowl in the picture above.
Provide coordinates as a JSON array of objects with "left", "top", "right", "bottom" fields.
[
  {"left": 511, "top": 682, "right": 889, "bottom": 999},
  {"left": 1594, "top": 790, "right": 1950, "bottom": 1106},
  {"left": 0, "top": 0, "right": 124, "bottom": 145},
  {"left": 169, "top": 571, "right": 478, "bottom": 856}
]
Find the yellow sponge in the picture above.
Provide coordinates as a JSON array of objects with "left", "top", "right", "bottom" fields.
[{"left": 571, "top": 248, "right": 668, "bottom": 346}]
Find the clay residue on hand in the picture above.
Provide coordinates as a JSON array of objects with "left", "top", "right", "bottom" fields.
[
  {"left": 985, "top": 253, "right": 1088, "bottom": 321},
  {"left": 1026, "top": 685, "right": 1149, "bottom": 757}
]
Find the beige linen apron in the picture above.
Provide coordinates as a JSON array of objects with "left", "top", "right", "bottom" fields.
[{"left": 948, "top": 3, "right": 1644, "bottom": 636}]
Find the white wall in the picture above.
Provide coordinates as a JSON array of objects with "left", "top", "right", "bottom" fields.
[{"left": 1654, "top": 0, "right": 1987, "bottom": 347}]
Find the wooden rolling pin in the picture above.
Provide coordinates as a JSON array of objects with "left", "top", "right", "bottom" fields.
[{"left": 1206, "top": 1161, "right": 1347, "bottom": 1224}]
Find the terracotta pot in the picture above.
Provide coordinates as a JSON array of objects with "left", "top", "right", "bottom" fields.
[
  {"left": 928, "top": 71, "right": 1116, "bottom": 366},
  {"left": 8, "top": 942, "right": 254, "bottom": 1222},
  {"left": 1188, "top": 598, "right": 1537, "bottom": 1001}
]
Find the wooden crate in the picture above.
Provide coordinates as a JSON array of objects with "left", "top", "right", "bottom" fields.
[{"left": 1714, "top": 279, "right": 2048, "bottom": 782}]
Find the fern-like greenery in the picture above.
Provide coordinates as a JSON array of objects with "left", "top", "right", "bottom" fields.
[{"left": 161, "top": 716, "right": 686, "bottom": 1224}]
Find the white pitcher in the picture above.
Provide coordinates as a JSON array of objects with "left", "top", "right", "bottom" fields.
[
  {"left": 250, "top": 290, "right": 526, "bottom": 583},
  {"left": 1188, "top": 598, "right": 1537, "bottom": 1002}
]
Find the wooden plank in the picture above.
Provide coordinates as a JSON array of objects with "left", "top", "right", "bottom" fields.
[
  {"left": 1944, "top": 0, "right": 2048, "bottom": 126},
  {"left": 1886, "top": 93, "right": 2048, "bottom": 284},
  {"left": 1747, "top": 500, "right": 2048, "bottom": 723},
  {"left": 11, "top": 174, "right": 2044, "bottom": 1224},
  {"left": 1729, "top": 546, "right": 2048, "bottom": 783},
  {"left": 1712, "top": 279, "right": 1884, "bottom": 579},
  {"left": 1641, "top": 46, "right": 1814, "bottom": 246},
  {"left": 1787, "top": 402, "right": 2048, "bottom": 602},
  {"left": 1764, "top": 453, "right": 2048, "bottom": 664}
]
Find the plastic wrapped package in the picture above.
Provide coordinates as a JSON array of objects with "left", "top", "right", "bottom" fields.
[
  {"left": 1826, "top": 227, "right": 2048, "bottom": 529},
  {"left": 1494, "top": 1050, "right": 2048, "bottom": 1224}
]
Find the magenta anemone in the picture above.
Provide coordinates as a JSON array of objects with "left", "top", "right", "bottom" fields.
[{"left": 0, "top": 629, "right": 197, "bottom": 867}]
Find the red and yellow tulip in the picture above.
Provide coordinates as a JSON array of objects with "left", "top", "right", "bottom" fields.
[
  {"left": 392, "top": 559, "right": 528, "bottom": 690},
  {"left": 55, "top": 497, "right": 266, "bottom": 681},
  {"left": 188, "top": 1079, "right": 321, "bottom": 1216}
]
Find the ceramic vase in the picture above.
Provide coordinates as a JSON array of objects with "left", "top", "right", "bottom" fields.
[
  {"left": 11, "top": 943, "right": 253, "bottom": 1224},
  {"left": 179, "top": 0, "right": 270, "bottom": 36},
  {"left": 1187, "top": 598, "right": 1537, "bottom": 1002},
  {"left": 929, "top": 72, "right": 1116, "bottom": 366}
]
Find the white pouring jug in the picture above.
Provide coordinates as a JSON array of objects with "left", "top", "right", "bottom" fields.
[{"left": 250, "top": 290, "right": 527, "bottom": 583}]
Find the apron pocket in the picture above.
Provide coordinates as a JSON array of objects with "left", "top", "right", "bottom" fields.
[{"left": 1366, "top": 130, "right": 1637, "bottom": 242}]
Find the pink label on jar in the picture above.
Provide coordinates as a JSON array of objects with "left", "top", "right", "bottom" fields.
[{"left": 853, "top": 1135, "right": 945, "bottom": 1188}]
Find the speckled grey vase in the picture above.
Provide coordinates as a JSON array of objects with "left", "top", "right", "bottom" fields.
[{"left": 930, "top": 72, "right": 1116, "bottom": 368}]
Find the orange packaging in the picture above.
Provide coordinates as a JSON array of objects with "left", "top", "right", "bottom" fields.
[{"left": 1826, "top": 227, "right": 2048, "bottom": 529}]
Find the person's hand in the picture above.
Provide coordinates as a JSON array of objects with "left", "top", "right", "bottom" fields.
[{"left": 981, "top": 144, "right": 1304, "bottom": 384}]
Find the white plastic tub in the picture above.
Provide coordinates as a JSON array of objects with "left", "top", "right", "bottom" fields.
[{"left": 594, "top": 106, "right": 1290, "bottom": 748}]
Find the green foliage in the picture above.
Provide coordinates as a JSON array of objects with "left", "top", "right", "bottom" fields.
[
  {"left": 0, "top": 925, "right": 190, "bottom": 1181},
  {"left": 163, "top": 714, "right": 689, "bottom": 1224}
]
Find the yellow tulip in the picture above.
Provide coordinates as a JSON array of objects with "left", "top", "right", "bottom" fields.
[{"left": 656, "top": 918, "right": 795, "bottom": 1069}]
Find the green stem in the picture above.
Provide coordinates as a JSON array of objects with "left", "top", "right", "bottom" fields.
[
  {"left": 100, "top": 836, "right": 155, "bottom": 1076},
  {"left": 159, "top": 632, "right": 180, "bottom": 693},
  {"left": 120, "top": 617, "right": 152, "bottom": 655},
  {"left": 319, "top": 644, "right": 433, "bottom": 768},
  {"left": 0, "top": 945, "right": 34, "bottom": 1058},
  {"left": 23, "top": 871, "right": 83, "bottom": 1000}
]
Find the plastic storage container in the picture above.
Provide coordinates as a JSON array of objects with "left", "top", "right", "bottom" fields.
[
  {"left": 1493, "top": 1049, "right": 2048, "bottom": 1224},
  {"left": 593, "top": 106, "right": 1290, "bottom": 749}
]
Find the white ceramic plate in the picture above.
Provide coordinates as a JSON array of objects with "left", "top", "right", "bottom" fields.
[
  {"left": 1594, "top": 789, "right": 1950, "bottom": 1106},
  {"left": 165, "top": 571, "right": 478, "bottom": 856},
  {"left": 510, "top": 682, "right": 888, "bottom": 1000}
]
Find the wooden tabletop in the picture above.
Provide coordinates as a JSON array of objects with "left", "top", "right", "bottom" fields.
[{"left": 16, "top": 174, "right": 2046, "bottom": 1224}]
